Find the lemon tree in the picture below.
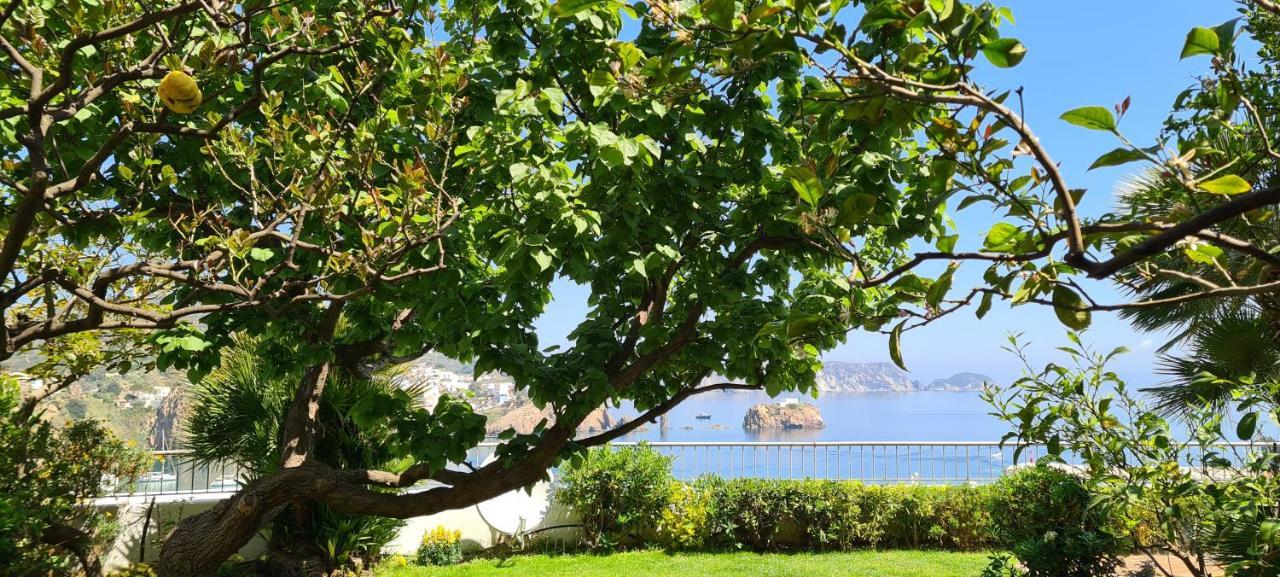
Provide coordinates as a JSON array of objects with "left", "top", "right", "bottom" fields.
[{"left": 3, "top": 1, "right": 1280, "bottom": 576}]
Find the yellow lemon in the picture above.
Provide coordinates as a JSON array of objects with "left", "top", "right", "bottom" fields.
[{"left": 158, "top": 70, "right": 202, "bottom": 114}]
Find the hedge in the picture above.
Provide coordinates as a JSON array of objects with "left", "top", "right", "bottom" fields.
[
  {"left": 559, "top": 445, "right": 997, "bottom": 552},
  {"left": 687, "top": 477, "right": 996, "bottom": 551},
  {"left": 558, "top": 444, "right": 1122, "bottom": 577}
]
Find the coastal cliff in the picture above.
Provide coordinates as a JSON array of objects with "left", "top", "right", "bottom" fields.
[
  {"left": 742, "top": 401, "right": 825, "bottom": 430},
  {"left": 484, "top": 403, "right": 616, "bottom": 435},
  {"left": 147, "top": 387, "right": 189, "bottom": 449},
  {"left": 815, "top": 362, "right": 993, "bottom": 392}
]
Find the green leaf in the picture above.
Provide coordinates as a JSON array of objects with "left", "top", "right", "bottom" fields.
[
  {"left": 927, "top": 0, "right": 954, "bottom": 19},
  {"left": 839, "top": 192, "right": 876, "bottom": 226},
  {"left": 1088, "top": 147, "right": 1147, "bottom": 170},
  {"left": 1261, "top": 520, "right": 1280, "bottom": 546},
  {"left": 551, "top": 0, "right": 612, "bottom": 19},
  {"left": 786, "top": 313, "right": 823, "bottom": 340},
  {"left": 248, "top": 247, "right": 274, "bottom": 261},
  {"left": 532, "top": 250, "right": 554, "bottom": 272},
  {"left": 975, "top": 291, "right": 993, "bottom": 319},
  {"left": 925, "top": 263, "right": 958, "bottom": 308},
  {"left": 1184, "top": 243, "right": 1223, "bottom": 265},
  {"left": 755, "top": 320, "right": 787, "bottom": 340},
  {"left": 1180, "top": 26, "right": 1220, "bottom": 59},
  {"left": 983, "top": 222, "right": 1022, "bottom": 252},
  {"left": 628, "top": 257, "right": 647, "bottom": 279},
  {"left": 1198, "top": 174, "right": 1252, "bottom": 195},
  {"left": 166, "top": 335, "right": 211, "bottom": 352},
  {"left": 1213, "top": 19, "right": 1240, "bottom": 54},
  {"left": 1237, "top": 411, "right": 1258, "bottom": 440},
  {"left": 982, "top": 38, "right": 1027, "bottom": 68},
  {"left": 786, "top": 165, "right": 824, "bottom": 207},
  {"left": 889, "top": 321, "right": 907, "bottom": 371},
  {"left": 700, "top": 0, "right": 736, "bottom": 29},
  {"left": 1052, "top": 286, "right": 1091, "bottom": 330},
  {"left": 376, "top": 221, "right": 400, "bottom": 238},
  {"left": 1060, "top": 106, "right": 1117, "bottom": 132}
]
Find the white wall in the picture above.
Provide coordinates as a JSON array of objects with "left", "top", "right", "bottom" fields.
[{"left": 97, "top": 481, "right": 579, "bottom": 573}]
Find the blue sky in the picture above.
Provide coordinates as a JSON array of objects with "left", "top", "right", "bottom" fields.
[{"left": 536, "top": 1, "right": 1245, "bottom": 386}]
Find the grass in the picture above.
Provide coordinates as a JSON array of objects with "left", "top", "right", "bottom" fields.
[{"left": 375, "top": 550, "right": 993, "bottom": 577}]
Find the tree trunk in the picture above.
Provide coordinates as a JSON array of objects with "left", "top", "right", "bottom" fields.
[
  {"left": 156, "top": 467, "right": 319, "bottom": 577},
  {"left": 155, "top": 423, "right": 576, "bottom": 577},
  {"left": 160, "top": 303, "right": 345, "bottom": 577}
]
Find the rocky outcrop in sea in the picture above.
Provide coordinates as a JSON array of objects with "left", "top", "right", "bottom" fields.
[{"left": 742, "top": 402, "right": 825, "bottom": 430}]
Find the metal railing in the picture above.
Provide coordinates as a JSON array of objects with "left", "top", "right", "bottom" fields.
[
  {"left": 105, "top": 441, "right": 1270, "bottom": 498},
  {"left": 105, "top": 450, "right": 247, "bottom": 497},
  {"left": 468, "top": 441, "right": 1040, "bottom": 485}
]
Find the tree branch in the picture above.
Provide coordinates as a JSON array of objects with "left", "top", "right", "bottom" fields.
[{"left": 578, "top": 382, "right": 761, "bottom": 447}]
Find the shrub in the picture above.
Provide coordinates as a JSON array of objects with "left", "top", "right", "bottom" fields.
[
  {"left": 659, "top": 481, "right": 710, "bottom": 550},
  {"left": 415, "top": 526, "right": 463, "bottom": 566},
  {"left": 551, "top": 445, "right": 1121, "bottom": 563},
  {"left": 695, "top": 478, "right": 995, "bottom": 552},
  {"left": 989, "top": 465, "right": 1124, "bottom": 577},
  {"left": 871, "top": 484, "right": 996, "bottom": 550},
  {"left": 0, "top": 375, "right": 149, "bottom": 577},
  {"left": 558, "top": 443, "right": 676, "bottom": 547},
  {"left": 980, "top": 554, "right": 1029, "bottom": 577}
]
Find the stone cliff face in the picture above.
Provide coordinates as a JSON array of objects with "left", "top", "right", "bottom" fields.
[
  {"left": 922, "top": 372, "right": 992, "bottom": 391},
  {"left": 483, "top": 403, "right": 616, "bottom": 436},
  {"left": 742, "top": 402, "right": 825, "bottom": 430},
  {"left": 815, "top": 362, "right": 916, "bottom": 392},
  {"left": 147, "top": 386, "right": 189, "bottom": 449},
  {"left": 814, "top": 362, "right": 992, "bottom": 392}
]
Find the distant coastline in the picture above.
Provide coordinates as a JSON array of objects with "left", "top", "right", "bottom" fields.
[{"left": 814, "top": 362, "right": 993, "bottom": 393}]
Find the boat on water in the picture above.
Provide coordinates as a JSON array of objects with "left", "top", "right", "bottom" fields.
[{"left": 694, "top": 412, "right": 712, "bottom": 420}]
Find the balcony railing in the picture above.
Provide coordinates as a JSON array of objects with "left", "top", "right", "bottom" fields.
[
  {"left": 103, "top": 441, "right": 1270, "bottom": 498},
  {"left": 103, "top": 450, "right": 247, "bottom": 497}
]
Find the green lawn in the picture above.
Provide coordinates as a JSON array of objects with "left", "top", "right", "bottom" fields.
[{"left": 376, "top": 550, "right": 993, "bottom": 577}]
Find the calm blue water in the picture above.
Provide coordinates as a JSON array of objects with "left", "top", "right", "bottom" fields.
[{"left": 612, "top": 391, "right": 1010, "bottom": 443}]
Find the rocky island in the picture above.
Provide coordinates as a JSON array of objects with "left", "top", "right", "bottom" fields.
[{"left": 742, "top": 400, "right": 825, "bottom": 430}]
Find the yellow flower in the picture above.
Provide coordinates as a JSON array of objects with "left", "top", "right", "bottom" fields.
[
  {"left": 423, "top": 525, "right": 461, "bottom": 545},
  {"left": 158, "top": 71, "right": 202, "bottom": 114}
]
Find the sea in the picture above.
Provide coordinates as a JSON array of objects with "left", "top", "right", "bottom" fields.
[{"left": 610, "top": 390, "right": 1011, "bottom": 443}]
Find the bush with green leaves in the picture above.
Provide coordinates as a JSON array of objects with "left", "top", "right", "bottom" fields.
[
  {"left": 0, "top": 374, "right": 149, "bottom": 577},
  {"left": 559, "top": 446, "right": 999, "bottom": 553},
  {"left": 694, "top": 478, "right": 996, "bottom": 552},
  {"left": 987, "top": 335, "right": 1280, "bottom": 577},
  {"left": 557, "top": 443, "right": 677, "bottom": 547},
  {"left": 698, "top": 477, "right": 864, "bottom": 551},
  {"left": 987, "top": 464, "right": 1124, "bottom": 577},
  {"left": 875, "top": 484, "right": 996, "bottom": 551}
]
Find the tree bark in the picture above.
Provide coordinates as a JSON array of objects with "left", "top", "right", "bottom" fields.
[
  {"left": 279, "top": 302, "right": 344, "bottom": 469},
  {"left": 160, "top": 303, "right": 344, "bottom": 577}
]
